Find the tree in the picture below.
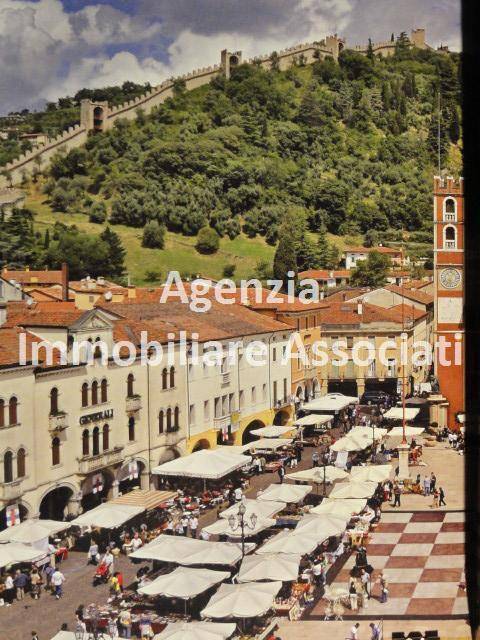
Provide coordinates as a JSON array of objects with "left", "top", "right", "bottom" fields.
[
  {"left": 273, "top": 211, "right": 298, "bottom": 286},
  {"left": 142, "top": 220, "right": 166, "bottom": 249},
  {"left": 367, "top": 38, "right": 374, "bottom": 60},
  {"left": 46, "top": 231, "right": 111, "bottom": 280},
  {"left": 364, "top": 229, "right": 380, "bottom": 247},
  {"left": 222, "top": 264, "right": 236, "bottom": 278},
  {"left": 100, "top": 226, "right": 126, "bottom": 279},
  {"left": 350, "top": 251, "right": 391, "bottom": 287},
  {"left": 43, "top": 229, "right": 50, "bottom": 249},
  {"left": 89, "top": 201, "right": 107, "bottom": 224},
  {"left": 195, "top": 226, "right": 220, "bottom": 254}
]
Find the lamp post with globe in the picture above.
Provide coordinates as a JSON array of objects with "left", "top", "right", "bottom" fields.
[{"left": 227, "top": 500, "right": 258, "bottom": 557}]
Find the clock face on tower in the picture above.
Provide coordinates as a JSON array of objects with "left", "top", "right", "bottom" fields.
[{"left": 440, "top": 267, "right": 462, "bottom": 289}]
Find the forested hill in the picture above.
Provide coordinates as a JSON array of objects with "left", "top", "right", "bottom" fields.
[{"left": 2, "top": 44, "right": 461, "bottom": 282}]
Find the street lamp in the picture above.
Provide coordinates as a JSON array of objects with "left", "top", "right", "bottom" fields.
[
  {"left": 228, "top": 500, "right": 258, "bottom": 557},
  {"left": 320, "top": 452, "right": 329, "bottom": 496}
]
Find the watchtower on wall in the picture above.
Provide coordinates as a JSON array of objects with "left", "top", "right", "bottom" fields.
[
  {"left": 80, "top": 99, "right": 110, "bottom": 133},
  {"left": 410, "top": 28, "right": 426, "bottom": 49},
  {"left": 221, "top": 49, "right": 243, "bottom": 80},
  {"left": 325, "top": 35, "right": 345, "bottom": 60}
]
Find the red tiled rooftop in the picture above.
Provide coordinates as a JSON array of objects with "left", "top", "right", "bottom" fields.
[
  {"left": 318, "top": 301, "right": 426, "bottom": 326},
  {"left": 297, "top": 269, "right": 351, "bottom": 280},
  {"left": 385, "top": 284, "right": 434, "bottom": 304},
  {"left": 1, "top": 269, "right": 64, "bottom": 285}
]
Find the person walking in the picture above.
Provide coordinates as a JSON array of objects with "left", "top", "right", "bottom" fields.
[
  {"left": 119, "top": 609, "right": 132, "bottom": 639},
  {"left": 392, "top": 483, "right": 402, "bottom": 508},
  {"left": 361, "top": 568, "right": 371, "bottom": 599},
  {"left": 107, "top": 614, "right": 120, "bottom": 638},
  {"left": 312, "top": 451, "right": 319, "bottom": 467},
  {"left": 87, "top": 540, "right": 99, "bottom": 565},
  {"left": 439, "top": 487, "right": 447, "bottom": 506},
  {"left": 278, "top": 464, "right": 285, "bottom": 484},
  {"left": 430, "top": 472, "right": 437, "bottom": 492},
  {"left": 431, "top": 489, "right": 439, "bottom": 509},
  {"left": 3, "top": 573, "right": 14, "bottom": 606},
  {"left": 51, "top": 568, "right": 65, "bottom": 599},
  {"left": 180, "top": 515, "right": 189, "bottom": 536},
  {"left": 30, "top": 568, "right": 42, "bottom": 600},
  {"left": 103, "top": 549, "right": 114, "bottom": 576},
  {"left": 189, "top": 515, "right": 199, "bottom": 538},
  {"left": 349, "top": 622, "right": 360, "bottom": 640},
  {"left": 349, "top": 578, "right": 358, "bottom": 611},
  {"left": 13, "top": 569, "right": 28, "bottom": 601},
  {"left": 379, "top": 572, "right": 389, "bottom": 603},
  {"left": 423, "top": 475, "right": 431, "bottom": 496},
  {"left": 370, "top": 622, "right": 381, "bottom": 640}
]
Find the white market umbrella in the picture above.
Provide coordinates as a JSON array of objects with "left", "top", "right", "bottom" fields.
[
  {"left": 323, "top": 585, "right": 350, "bottom": 601},
  {"left": 202, "top": 516, "right": 276, "bottom": 538},
  {"left": 303, "top": 393, "right": 358, "bottom": 412},
  {"left": 330, "top": 433, "right": 370, "bottom": 452},
  {"left": 257, "top": 483, "right": 312, "bottom": 504},
  {"left": 201, "top": 581, "right": 282, "bottom": 619},
  {"left": 153, "top": 622, "right": 236, "bottom": 640},
  {"left": 295, "top": 513, "right": 348, "bottom": 540},
  {"left": 286, "top": 466, "right": 348, "bottom": 484},
  {"left": 384, "top": 407, "right": 420, "bottom": 421},
  {"left": 219, "top": 499, "right": 286, "bottom": 520},
  {"left": 0, "top": 519, "right": 70, "bottom": 544},
  {"left": 310, "top": 498, "right": 367, "bottom": 518},
  {"left": 294, "top": 414, "right": 333, "bottom": 428},
  {"left": 216, "top": 444, "right": 253, "bottom": 455},
  {"left": 131, "top": 536, "right": 252, "bottom": 566},
  {"left": 350, "top": 465, "right": 392, "bottom": 483},
  {"left": 138, "top": 567, "right": 229, "bottom": 599},
  {"left": 152, "top": 449, "right": 251, "bottom": 480},
  {"left": 256, "top": 529, "right": 319, "bottom": 556},
  {"left": 387, "top": 426, "right": 425, "bottom": 438},
  {"left": 250, "top": 425, "right": 294, "bottom": 438},
  {"left": 70, "top": 503, "right": 144, "bottom": 529},
  {"left": 329, "top": 481, "right": 378, "bottom": 500},
  {"left": 0, "top": 542, "right": 44, "bottom": 568},
  {"left": 238, "top": 553, "right": 301, "bottom": 582},
  {"left": 350, "top": 426, "right": 388, "bottom": 440},
  {"left": 250, "top": 438, "right": 293, "bottom": 450}
]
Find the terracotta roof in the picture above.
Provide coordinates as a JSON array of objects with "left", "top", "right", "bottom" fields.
[
  {"left": 222, "top": 287, "right": 328, "bottom": 313},
  {"left": 318, "top": 301, "right": 425, "bottom": 327},
  {"left": 388, "top": 304, "right": 426, "bottom": 321},
  {"left": 28, "top": 287, "right": 66, "bottom": 302},
  {"left": 68, "top": 279, "right": 126, "bottom": 294},
  {"left": 1, "top": 269, "right": 63, "bottom": 285},
  {"left": 385, "top": 284, "right": 433, "bottom": 305},
  {"left": 0, "top": 327, "right": 63, "bottom": 367},
  {"left": 344, "top": 246, "right": 402, "bottom": 255},
  {"left": 4, "top": 302, "right": 84, "bottom": 328},
  {"left": 403, "top": 279, "right": 433, "bottom": 291},
  {"left": 325, "top": 288, "right": 370, "bottom": 302},
  {"left": 297, "top": 270, "right": 351, "bottom": 280}
]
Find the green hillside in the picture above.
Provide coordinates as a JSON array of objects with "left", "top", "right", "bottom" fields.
[{"left": 2, "top": 43, "right": 461, "bottom": 282}]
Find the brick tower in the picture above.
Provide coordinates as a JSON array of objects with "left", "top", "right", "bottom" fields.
[{"left": 433, "top": 175, "right": 464, "bottom": 428}]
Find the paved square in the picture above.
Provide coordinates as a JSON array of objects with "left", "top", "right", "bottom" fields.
[{"left": 308, "top": 511, "right": 467, "bottom": 619}]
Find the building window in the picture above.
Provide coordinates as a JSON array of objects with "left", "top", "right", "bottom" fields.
[
  {"left": 127, "top": 373, "right": 135, "bottom": 398},
  {"left": 128, "top": 416, "right": 135, "bottom": 441},
  {"left": 50, "top": 388, "right": 59, "bottom": 415},
  {"left": 3, "top": 451, "right": 13, "bottom": 483},
  {"left": 368, "top": 359, "right": 376, "bottom": 378},
  {"left": 162, "top": 368, "right": 168, "bottom": 390},
  {"left": 101, "top": 379, "right": 108, "bottom": 403},
  {"left": 174, "top": 406, "right": 180, "bottom": 429},
  {"left": 283, "top": 378, "right": 288, "bottom": 401},
  {"left": 251, "top": 386, "right": 256, "bottom": 404},
  {"left": 159, "top": 410, "right": 164, "bottom": 434},
  {"left": 102, "top": 424, "right": 109, "bottom": 451},
  {"left": 91, "top": 381, "right": 98, "bottom": 406},
  {"left": 272, "top": 347, "right": 277, "bottom": 362},
  {"left": 167, "top": 408, "right": 172, "bottom": 431},
  {"left": 204, "top": 400, "right": 210, "bottom": 422},
  {"left": 444, "top": 225, "right": 457, "bottom": 249},
  {"left": 387, "top": 359, "right": 396, "bottom": 377},
  {"left": 169, "top": 366, "right": 175, "bottom": 388},
  {"left": 0, "top": 399, "right": 4, "bottom": 428},
  {"left": 81, "top": 383, "right": 89, "bottom": 408},
  {"left": 52, "top": 437, "right": 60, "bottom": 466},
  {"left": 82, "top": 429, "right": 89, "bottom": 456},
  {"left": 8, "top": 397, "right": 18, "bottom": 425},
  {"left": 189, "top": 404, "right": 195, "bottom": 425},
  {"left": 443, "top": 197, "right": 457, "bottom": 222},
  {"left": 214, "top": 397, "right": 220, "bottom": 418},
  {"left": 239, "top": 390, "right": 244, "bottom": 410},
  {"left": 262, "top": 383, "right": 267, "bottom": 400},
  {"left": 273, "top": 381, "right": 278, "bottom": 404},
  {"left": 92, "top": 426, "right": 100, "bottom": 456},
  {"left": 17, "top": 448, "right": 26, "bottom": 478}
]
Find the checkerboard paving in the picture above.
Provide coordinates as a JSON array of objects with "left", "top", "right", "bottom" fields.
[{"left": 310, "top": 511, "right": 467, "bottom": 618}]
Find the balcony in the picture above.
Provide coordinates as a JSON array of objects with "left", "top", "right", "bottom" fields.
[
  {"left": 126, "top": 395, "right": 142, "bottom": 413},
  {"left": 274, "top": 397, "right": 291, "bottom": 409},
  {"left": 0, "top": 480, "right": 23, "bottom": 502},
  {"left": 214, "top": 415, "right": 231, "bottom": 430},
  {"left": 49, "top": 411, "right": 68, "bottom": 433},
  {"left": 78, "top": 446, "right": 124, "bottom": 474},
  {"left": 221, "top": 372, "right": 231, "bottom": 386}
]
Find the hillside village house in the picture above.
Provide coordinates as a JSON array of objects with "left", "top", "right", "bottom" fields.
[{"left": 343, "top": 246, "right": 407, "bottom": 270}]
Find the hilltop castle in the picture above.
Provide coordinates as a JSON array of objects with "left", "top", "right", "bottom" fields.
[{"left": 1, "top": 29, "right": 442, "bottom": 187}]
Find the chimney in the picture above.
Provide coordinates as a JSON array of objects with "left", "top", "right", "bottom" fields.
[
  {"left": 357, "top": 302, "right": 363, "bottom": 315},
  {"left": 61, "top": 262, "right": 69, "bottom": 302}
]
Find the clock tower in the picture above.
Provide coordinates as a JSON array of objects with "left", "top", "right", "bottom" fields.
[{"left": 433, "top": 175, "right": 464, "bottom": 429}]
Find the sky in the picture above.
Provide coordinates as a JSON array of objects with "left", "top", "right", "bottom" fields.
[{"left": 0, "top": 0, "right": 462, "bottom": 114}]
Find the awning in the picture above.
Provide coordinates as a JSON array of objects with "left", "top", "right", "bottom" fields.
[
  {"left": 249, "top": 438, "right": 292, "bottom": 450},
  {"left": 202, "top": 516, "right": 276, "bottom": 538},
  {"left": 295, "top": 513, "right": 348, "bottom": 540},
  {"left": 138, "top": 566, "right": 229, "bottom": 599},
  {"left": 387, "top": 425, "right": 425, "bottom": 438},
  {"left": 309, "top": 498, "right": 367, "bottom": 518},
  {"left": 70, "top": 503, "right": 144, "bottom": 529},
  {"left": 303, "top": 393, "right": 358, "bottom": 413},
  {"left": 330, "top": 434, "right": 370, "bottom": 452},
  {"left": 0, "top": 519, "right": 70, "bottom": 544},
  {"left": 153, "top": 622, "right": 236, "bottom": 640},
  {"left": 328, "top": 480, "right": 378, "bottom": 500},
  {"left": 286, "top": 466, "right": 348, "bottom": 484},
  {"left": 238, "top": 553, "right": 301, "bottom": 583},
  {"left": 257, "top": 483, "right": 312, "bottom": 504},
  {"left": 0, "top": 542, "right": 45, "bottom": 569},
  {"left": 112, "top": 489, "right": 177, "bottom": 510},
  {"left": 256, "top": 530, "right": 319, "bottom": 555},
  {"left": 131, "top": 535, "right": 253, "bottom": 566},
  {"left": 217, "top": 444, "right": 254, "bottom": 455},
  {"left": 294, "top": 414, "right": 334, "bottom": 427},
  {"left": 250, "top": 425, "right": 294, "bottom": 438},
  {"left": 384, "top": 407, "right": 420, "bottom": 421},
  {"left": 350, "top": 465, "right": 392, "bottom": 483},
  {"left": 350, "top": 426, "right": 388, "bottom": 440},
  {"left": 201, "top": 581, "right": 282, "bottom": 619},
  {"left": 152, "top": 450, "right": 251, "bottom": 480},
  {"left": 219, "top": 499, "right": 286, "bottom": 520}
]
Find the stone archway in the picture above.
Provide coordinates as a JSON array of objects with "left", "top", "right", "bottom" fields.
[
  {"left": 273, "top": 409, "right": 290, "bottom": 426},
  {"left": 117, "top": 459, "right": 147, "bottom": 495},
  {"left": 241, "top": 420, "right": 265, "bottom": 445},
  {"left": 192, "top": 438, "right": 211, "bottom": 453},
  {"left": 80, "top": 467, "right": 114, "bottom": 512},
  {"left": 39, "top": 486, "right": 74, "bottom": 521},
  {"left": 93, "top": 106, "right": 105, "bottom": 131},
  {"left": 0, "top": 502, "right": 29, "bottom": 531}
]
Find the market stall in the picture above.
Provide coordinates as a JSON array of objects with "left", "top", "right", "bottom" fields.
[
  {"left": 152, "top": 450, "right": 251, "bottom": 481},
  {"left": 154, "top": 621, "right": 237, "bottom": 640},
  {"left": 294, "top": 513, "right": 348, "bottom": 540},
  {"left": 202, "top": 516, "right": 276, "bottom": 538},
  {"left": 286, "top": 466, "right": 348, "bottom": 485},
  {"left": 256, "top": 484, "right": 311, "bottom": 504},
  {"left": 350, "top": 464, "right": 392, "bottom": 483},
  {"left": 201, "top": 581, "right": 282, "bottom": 619},
  {"left": 309, "top": 498, "right": 367, "bottom": 518},
  {"left": 383, "top": 407, "right": 421, "bottom": 422},
  {"left": 237, "top": 553, "right": 301, "bottom": 583},
  {"left": 138, "top": 566, "right": 230, "bottom": 599},
  {"left": 70, "top": 503, "right": 145, "bottom": 529},
  {"left": 328, "top": 480, "right": 378, "bottom": 500},
  {"left": 255, "top": 530, "right": 319, "bottom": 556},
  {"left": 219, "top": 499, "right": 286, "bottom": 521},
  {"left": 0, "top": 541, "right": 45, "bottom": 568},
  {"left": 249, "top": 425, "right": 294, "bottom": 438},
  {"left": 293, "top": 414, "right": 334, "bottom": 443}
]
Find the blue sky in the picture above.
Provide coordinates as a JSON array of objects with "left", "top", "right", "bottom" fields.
[{"left": 0, "top": 0, "right": 461, "bottom": 114}]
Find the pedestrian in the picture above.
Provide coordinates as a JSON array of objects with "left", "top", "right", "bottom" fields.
[
  {"left": 51, "top": 568, "right": 65, "bottom": 599},
  {"left": 31, "top": 632, "right": 40, "bottom": 640},
  {"left": 370, "top": 622, "right": 381, "bottom": 640},
  {"left": 379, "top": 572, "right": 388, "bottom": 603},
  {"left": 139, "top": 612, "right": 154, "bottom": 640},
  {"left": 361, "top": 568, "right": 371, "bottom": 599},
  {"left": 175, "top": 522, "right": 184, "bottom": 536},
  {"left": 119, "top": 609, "right": 132, "bottom": 639},
  {"left": 109, "top": 573, "right": 121, "bottom": 599},
  {"left": 431, "top": 489, "right": 439, "bottom": 508},
  {"left": 30, "top": 567, "right": 42, "bottom": 599},
  {"left": 75, "top": 616, "right": 87, "bottom": 636},
  {"left": 290, "top": 454, "right": 298, "bottom": 468},
  {"left": 165, "top": 519, "right": 174, "bottom": 535},
  {"left": 430, "top": 472, "right": 437, "bottom": 492},
  {"left": 392, "top": 483, "right": 402, "bottom": 507},
  {"left": 102, "top": 548, "right": 114, "bottom": 576},
  {"left": 87, "top": 540, "right": 99, "bottom": 565},
  {"left": 190, "top": 515, "right": 199, "bottom": 538},
  {"left": 423, "top": 475, "right": 431, "bottom": 496},
  {"left": 3, "top": 573, "right": 14, "bottom": 606},
  {"left": 349, "top": 622, "right": 360, "bottom": 640},
  {"left": 234, "top": 486, "right": 243, "bottom": 502},
  {"left": 13, "top": 569, "right": 28, "bottom": 600},
  {"left": 278, "top": 464, "right": 285, "bottom": 484},
  {"left": 254, "top": 457, "right": 262, "bottom": 475},
  {"left": 439, "top": 487, "right": 447, "bottom": 506},
  {"left": 107, "top": 614, "right": 119, "bottom": 638},
  {"left": 349, "top": 578, "right": 358, "bottom": 611},
  {"left": 312, "top": 451, "right": 319, "bottom": 467},
  {"left": 180, "top": 515, "right": 189, "bottom": 536},
  {"left": 44, "top": 564, "right": 55, "bottom": 592}
]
